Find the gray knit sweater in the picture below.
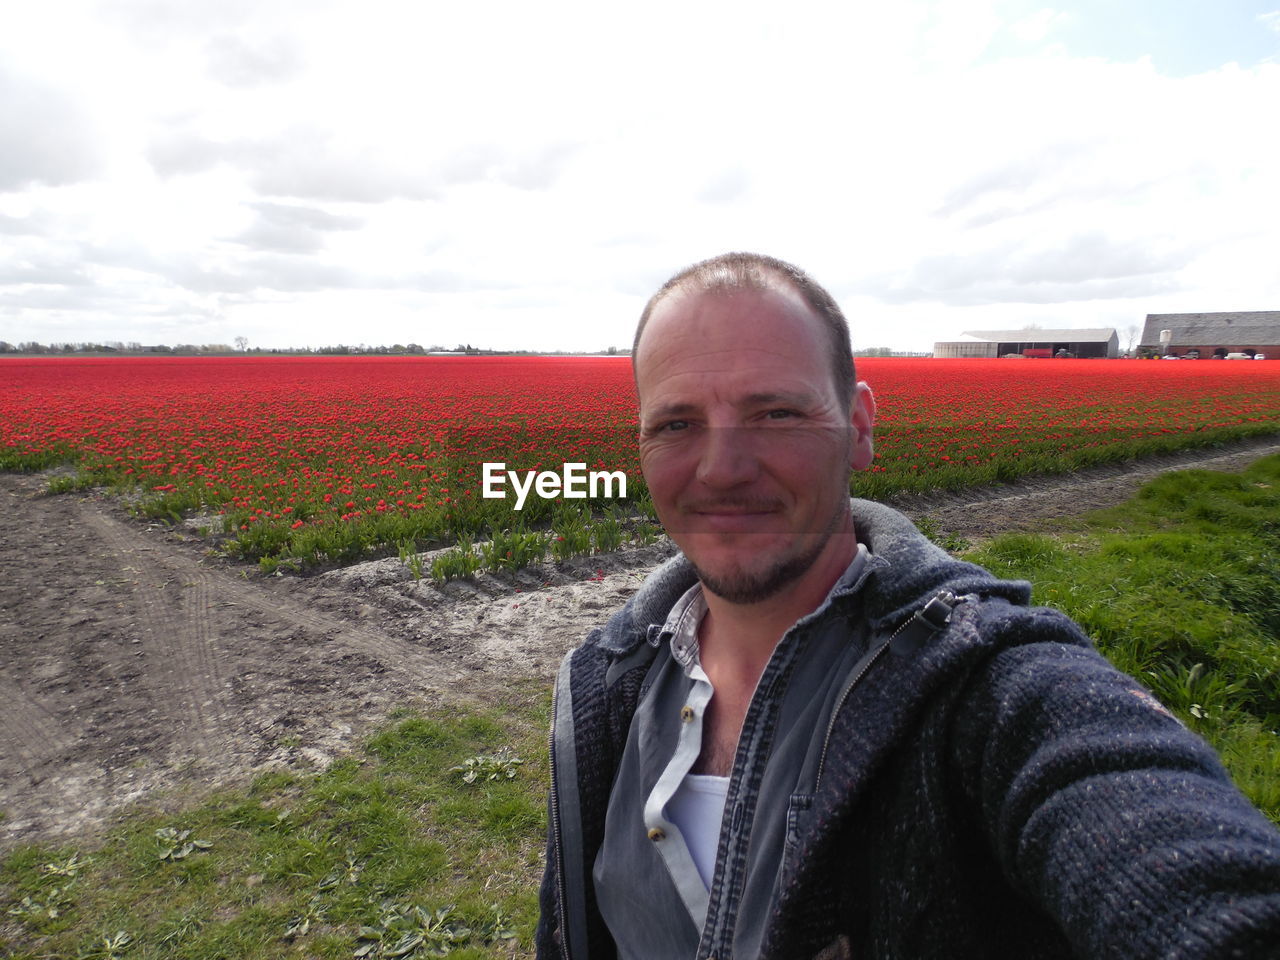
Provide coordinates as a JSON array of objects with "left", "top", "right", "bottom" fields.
[{"left": 538, "top": 499, "right": 1280, "bottom": 959}]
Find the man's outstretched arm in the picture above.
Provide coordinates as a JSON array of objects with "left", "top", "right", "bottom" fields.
[{"left": 953, "top": 630, "right": 1280, "bottom": 958}]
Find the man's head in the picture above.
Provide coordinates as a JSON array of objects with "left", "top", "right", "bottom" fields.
[
  {"left": 633, "top": 253, "right": 875, "bottom": 606},
  {"left": 633, "top": 252, "right": 856, "bottom": 414}
]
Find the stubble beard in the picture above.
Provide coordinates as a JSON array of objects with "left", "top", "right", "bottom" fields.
[{"left": 687, "top": 496, "right": 850, "bottom": 605}]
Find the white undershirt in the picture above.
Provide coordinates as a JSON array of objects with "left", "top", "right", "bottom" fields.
[{"left": 667, "top": 773, "right": 731, "bottom": 889}]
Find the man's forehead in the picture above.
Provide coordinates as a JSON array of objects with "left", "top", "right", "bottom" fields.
[
  {"left": 637, "top": 282, "right": 817, "bottom": 360},
  {"left": 634, "top": 291, "right": 835, "bottom": 414},
  {"left": 652, "top": 279, "right": 807, "bottom": 320}
]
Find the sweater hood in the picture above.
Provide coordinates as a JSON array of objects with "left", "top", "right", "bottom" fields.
[
  {"left": 848, "top": 498, "right": 1031, "bottom": 626},
  {"left": 592, "top": 499, "right": 1031, "bottom": 657}
]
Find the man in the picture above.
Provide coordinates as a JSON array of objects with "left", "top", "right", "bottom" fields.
[{"left": 537, "top": 253, "right": 1280, "bottom": 959}]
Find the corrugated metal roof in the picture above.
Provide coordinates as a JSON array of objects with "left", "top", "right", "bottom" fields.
[
  {"left": 959, "top": 328, "right": 1117, "bottom": 343},
  {"left": 1141, "top": 311, "right": 1280, "bottom": 345}
]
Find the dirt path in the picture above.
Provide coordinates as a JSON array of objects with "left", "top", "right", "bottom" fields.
[{"left": 2, "top": 436, "right": 1277, "bottom": 851}]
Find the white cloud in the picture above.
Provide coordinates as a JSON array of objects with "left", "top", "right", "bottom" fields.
[
  {"left": 204, "top": 33, "right": 302, "bottom": 87},
  {"left": 0, "top": 62, "right": 102, "bottom": 190},
  {"left": 229, "top": 201, "right": 362, "bottom": 253},
  {"left": 1010, "top": 8, "right": 1069, "bottom": 44},
  {"left": 866, "top": 230, "right": 1192, "bottom": 306},
  {"left": 147, "top": 129, "right": 441, "bottom": 202}
]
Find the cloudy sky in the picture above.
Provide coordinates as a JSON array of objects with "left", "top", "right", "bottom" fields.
[{"left": 2, "top": 0, "right": 1278, "bottom": 353}]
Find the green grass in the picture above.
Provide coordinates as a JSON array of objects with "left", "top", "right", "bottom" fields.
[
  {"left": 964, "top": 453, "right": 1280, "bottom": 820},
  {"left": 1, "top": 688, "right": 551, "bottom": 959}
]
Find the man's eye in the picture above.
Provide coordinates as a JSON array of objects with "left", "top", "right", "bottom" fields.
[
  {"left": 661, "top": 420, "right": 690, "bottom": 432},
  {"left": 766, "top": 409, "right": 797, "bottom": 420}
]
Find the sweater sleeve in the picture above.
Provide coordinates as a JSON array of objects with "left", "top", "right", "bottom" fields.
[{"left": 952, "top": 607, "right": 1280, "bottom": 959}]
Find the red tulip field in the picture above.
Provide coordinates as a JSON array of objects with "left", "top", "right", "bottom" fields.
[{"left": 2, "top": 356, "right": 1278, "bottom": 568}]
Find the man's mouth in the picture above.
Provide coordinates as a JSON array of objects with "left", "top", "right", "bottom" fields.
[
  {"left": 682, "top": 500, "right": 784, "bottom": 531},
  {"left": 685, "top": 498, "right": 782, "bottom": 516}
]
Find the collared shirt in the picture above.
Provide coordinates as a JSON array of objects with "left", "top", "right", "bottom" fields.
[{"left": 594, "top": 544, "right": 885, "bottom": 959}]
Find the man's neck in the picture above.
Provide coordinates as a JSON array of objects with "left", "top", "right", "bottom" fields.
[
  {"left": 698, "top": 528, "right": 858, "bottom": 697},
  {"left": 690, "top": 527, "right": 858, "bottom": 777}
]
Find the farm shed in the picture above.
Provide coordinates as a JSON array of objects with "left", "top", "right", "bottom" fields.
[
  {"left": 933, "top": 328, "right": 1118, "bottom": 359},
  {"left": 1140, "top": 312, "right": 1279, "bottom": 359}
]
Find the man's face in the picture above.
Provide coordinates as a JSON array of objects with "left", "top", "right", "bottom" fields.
[{"left": 635, "top": 285, "right": 875, "bottom": 605}]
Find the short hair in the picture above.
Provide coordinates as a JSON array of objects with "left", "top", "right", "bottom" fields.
[{"left": 632, "top": 252, "right": 855, "bottom": 409}]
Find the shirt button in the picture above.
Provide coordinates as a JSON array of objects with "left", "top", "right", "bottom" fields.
[
  {"left": 680, "top": 705, "right": 695, "bottom": 723},
  {"left": 647, "top": 827, "right": 666, "bottom": 842}
]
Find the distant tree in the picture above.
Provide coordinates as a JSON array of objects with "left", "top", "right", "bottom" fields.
[
  {"left": 1123, "top": 324, "right": 1140, "bottom": 356},
  {"left": 235, "top": 335, "right": 249, "bottom": 352}
]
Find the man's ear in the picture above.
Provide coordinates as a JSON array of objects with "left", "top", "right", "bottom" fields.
[{"left": 849, "top": 382, "right": 876, "bottom": 471}]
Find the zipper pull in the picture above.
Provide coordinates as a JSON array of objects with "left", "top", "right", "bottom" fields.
[{"left": 889, "top": 590, "right": 958, "bottom": 656}]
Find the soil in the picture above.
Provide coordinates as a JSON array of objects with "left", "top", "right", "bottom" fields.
[{"left": 3, "top": 435, "right": 1278, "bottom": 853}]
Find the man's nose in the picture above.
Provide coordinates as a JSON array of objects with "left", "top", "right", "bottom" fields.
[{"left": 695, "top": 429, "right": 757, "bottom": 488}]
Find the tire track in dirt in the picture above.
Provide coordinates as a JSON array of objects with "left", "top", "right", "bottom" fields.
[
  {"left": 1, "top": 472, "right": 470, "bottom": 849},
  {"left": 0, "top": 675, "right": 75, "bottom": 772},
  {"left": 222, "top": 583, "right": 459, "bottom": 690},
  {"left": 78, "top": 508, "right": 225, "bottom": 758},
  {"left": 80, "top": 505, "right": 456, "bottom": 695}
]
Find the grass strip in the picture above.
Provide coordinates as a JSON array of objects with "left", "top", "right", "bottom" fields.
[
  {"left": 1, "top": 691, "right": 550, "bottom": 959},
  {"left": 964, "top": 453, "right": 1280, "bottom": 821}
]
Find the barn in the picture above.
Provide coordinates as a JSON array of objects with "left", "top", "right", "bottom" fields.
[
  {"left": 933, "top": 328, "right": 1119, "bottom": 359},
  {"left": 1140, "top": 312, "right": 1279, "bottom": 359}
]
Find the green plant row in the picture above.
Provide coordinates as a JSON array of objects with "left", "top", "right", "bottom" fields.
[
  {"left": 421, "top": 504, "right": 662, "bottom": 582},
  {"left": 27, "top": 421, "right": 1278, "bottom": 570}
]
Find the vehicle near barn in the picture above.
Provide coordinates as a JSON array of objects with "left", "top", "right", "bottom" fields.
[
  {"left": 1141, "top": 311, "right": 1279, "bottom": 361},
  {"left": 935, "top": 327, "right": 1118, "bottom": 358}
]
